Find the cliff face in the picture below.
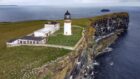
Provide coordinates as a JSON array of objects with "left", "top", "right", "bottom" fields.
[
  {"left": 86, "top": 12, "right": 129, "bottom": 56},
  {"left": 29, "top": 36, "right": 87, "bottom": 79},
  {"left": 28, "top": 12, "right": 129, "bottom": 79}
]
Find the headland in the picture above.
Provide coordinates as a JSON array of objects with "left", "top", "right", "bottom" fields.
[{"left": 0, "top": 12, "right": 129, "bottom": 79}]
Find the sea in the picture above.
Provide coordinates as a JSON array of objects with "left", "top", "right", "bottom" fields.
[{"left": 0, "top": 6, "right": 140, "bottom": 79}]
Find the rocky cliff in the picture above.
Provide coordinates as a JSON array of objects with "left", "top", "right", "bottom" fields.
[{"left": 28, "top": 12, "right": 129, "bottom": 79}]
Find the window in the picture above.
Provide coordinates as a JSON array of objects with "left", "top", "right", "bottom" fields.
[
  {"left": 20, "top": 41, "right": 22, "bottom": 44},
  {"left": 33, "top": 41, "right": 35, "bottom": 44},
  {"left": 23, "top": 41, "right": 26, "bottom": 44},
  {"left": 36, "top": 41, "right": 39, "bottom": 44},
  {"left": 27, "top": 40, "right": 29, "bottom": 44},
  {"left": 30, "top": 41, "right": 32, "bottom": 44}
]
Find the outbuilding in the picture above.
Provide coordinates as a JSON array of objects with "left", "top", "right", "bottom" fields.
[
  {"left": 34, "top": 21, "right": 60, "bottom": 37},
  {"left": 6, "top": 36, "right": 46, "bottom": 47}
]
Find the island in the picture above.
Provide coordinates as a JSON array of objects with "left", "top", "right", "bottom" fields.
[
  {"left": 0, "top": 12, "right": 129, "bottom": 79},
  {"left": 101, "top": 9, "right": 110, "bottom": 12}
]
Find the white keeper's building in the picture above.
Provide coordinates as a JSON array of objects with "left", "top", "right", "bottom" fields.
[
  {"left": 34, "top": 22, "right": 60, "bottom": 37},
  {"left": 6, "top": 10, "right": 73, "bottom": 47},
  {"left": 6, "top": 21, "right": 60, "bottom": 47}
]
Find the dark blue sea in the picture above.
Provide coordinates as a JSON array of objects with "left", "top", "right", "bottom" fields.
[
  {"left": 0, "top": 6, "right": 140, "bottom": 79},
  {"left": 0, "top": 6, "right": 139, "bottom": 22}
]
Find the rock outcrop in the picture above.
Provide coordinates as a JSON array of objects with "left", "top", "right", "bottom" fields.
[{"left": 27, "top": 12, "right": 129, "bottom": 79}]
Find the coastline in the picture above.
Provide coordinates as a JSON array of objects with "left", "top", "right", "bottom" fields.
[{"left": 0, "top": 12, "right": 129, "bottom": 79}]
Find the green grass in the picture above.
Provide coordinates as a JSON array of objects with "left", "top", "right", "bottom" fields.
[
  {"left": 0, "top": 21, "right": 71, "bottom": 79},
  {"left": 0, "top": 46, "right": 70, "bottom": 79},
  {"left": 47, "top": 26, "right": 83, "bottom": 46},
  {"left": 0, "top": 12, "right": 128, "bottom": 79},
  {"left": 0, "top": 20, "right": 47, "bottom": 49},
  {"left": 0, "top": 19, "right": 89, "bottom": 79}
]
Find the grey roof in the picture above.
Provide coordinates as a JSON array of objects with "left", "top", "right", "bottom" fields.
[
  {"left": 19, "top": 36, "right": 44, "bottom": 41},
  {"left": 7, "top": 36, "right": 45, "bottom": 43},
  {"left": 7, "top": 39, "right": 17, "bottom": 43},
  {"left": 47, "top": 21, "right": 59, "bottom": 24}
]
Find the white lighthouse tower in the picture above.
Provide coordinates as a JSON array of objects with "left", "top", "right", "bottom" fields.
[{"left": 64, "top": 10, "right": 72, "bottom": 35}]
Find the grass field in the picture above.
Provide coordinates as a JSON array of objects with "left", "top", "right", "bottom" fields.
[
  {"left": 0, "top": 18, "right": 89, "bottom": 79},
  {"left": 0, "top": 12, "right": 127, "bottom": 78},
  {"left": 0, "top": 21, "right": 70, "bottom": 79},
  {"left": 47, "top": 26, "right": 83, "bottom": 46},
  {"left": 0, "top": 46, "right": 70, "bottom": 79}
]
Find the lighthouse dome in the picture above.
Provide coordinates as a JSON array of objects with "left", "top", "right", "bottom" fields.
[
  {"left": 64, "top": 10, "right": 71, "bottom": 20},
  {"left": 65, "top": 10, "right": 70, "bottom": 15}
]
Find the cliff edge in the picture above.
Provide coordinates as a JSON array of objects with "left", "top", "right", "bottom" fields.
[{"left": 29, "top": 12, "right": 129, "bottom": 79}]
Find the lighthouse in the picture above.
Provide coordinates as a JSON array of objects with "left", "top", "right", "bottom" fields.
[{"left": 64, "top": 10, "right": 72, "bottom": 35}]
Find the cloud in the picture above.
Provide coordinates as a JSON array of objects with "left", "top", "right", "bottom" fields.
[
  {"left": 0, "top": 0, "right": 140, "bottom": 6},
  {"left": 74, "top": 0, "right": 119, "bottom": 3},
  {"left": 0, "top": 0, "right": 50, "bottom": 5}
]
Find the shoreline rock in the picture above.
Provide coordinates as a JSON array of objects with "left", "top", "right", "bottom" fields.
[{"left": 27, "top": 12, "right": 129, "bottom": 79}]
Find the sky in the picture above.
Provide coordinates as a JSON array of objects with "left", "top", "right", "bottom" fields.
[{"left": 0, "top": 0, "right": 140, "bottom": 6}]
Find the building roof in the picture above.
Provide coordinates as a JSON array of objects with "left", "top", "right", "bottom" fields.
[
  {"left": 7, "top": 36, "right": 45, "bottom": 43},
  {"left": 47, "top": 21, "right": 59, "bottom": 24},
  {"left": 19, "top": 36, "right": 44, "bottom": 41},
  {"left": 7, "top": 39, "right": 17, "bottom": 43}
]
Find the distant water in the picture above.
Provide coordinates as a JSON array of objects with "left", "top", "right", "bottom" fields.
[
  {"left": 0, "top": 6, "right": 138, "bottom": 22},
  {"left": 0, "top": 6, "right": 101, "bottom": 22},
  {"left": 1, "top": 6, "right": 140, "bottom": 79}
]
